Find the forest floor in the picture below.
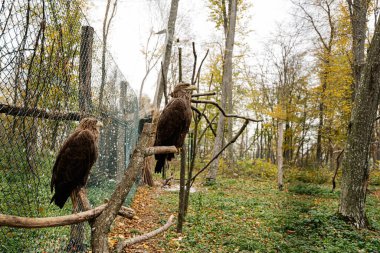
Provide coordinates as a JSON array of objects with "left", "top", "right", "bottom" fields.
[{"left": 110, "top": 176, "right": 380, "bottom": 253}]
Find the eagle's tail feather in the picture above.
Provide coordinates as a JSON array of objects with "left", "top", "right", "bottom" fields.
[
  {"left": 50, "top": 183, "right": 74, "bottom": 209},
  {"left": 155, "top": 155, "right": 166, "bottom": 173}
]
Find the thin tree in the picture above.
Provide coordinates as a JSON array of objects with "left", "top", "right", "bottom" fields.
[
  {"left": 153, "top": 0, "right": 180, "bottom": 108},
  {"left": 99, "top": 0, "right": 117, "bottom": 109},
  {"left": 139, "top": 30, "right": 163, "bottom": 103},
  {"left": 206, "top": 0, "right": 238, "bottom": 183},
  {"left": 292, "top": 0, "right": 338, "bottom": 166}
]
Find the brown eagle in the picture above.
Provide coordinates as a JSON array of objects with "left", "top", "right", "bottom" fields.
[
  {"left": 50, "top": 117, "right": 103, "bottom": 208},
  {"left": 154, "top": 83, "right": 196, "bottom": 173}
]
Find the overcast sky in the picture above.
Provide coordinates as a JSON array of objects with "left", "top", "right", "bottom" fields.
[{"left": 86, "top": 0, "right": 293, "bottom": 100}]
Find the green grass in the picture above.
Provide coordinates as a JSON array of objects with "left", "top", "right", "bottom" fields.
[{"left": 157, "top": 177, "right": 380, "bottom": 252}]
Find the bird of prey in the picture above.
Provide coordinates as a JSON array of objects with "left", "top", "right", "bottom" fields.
[
  {"left": 50, "top": 117, "right": 103, "bottom": 208},
  {"left": 154, "top": 83, "right": 196, "bottom": 173}
]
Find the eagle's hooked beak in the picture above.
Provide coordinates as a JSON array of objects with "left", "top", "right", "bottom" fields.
[{"left": 96, "top": 121, "right": 104, "bottom": 128}]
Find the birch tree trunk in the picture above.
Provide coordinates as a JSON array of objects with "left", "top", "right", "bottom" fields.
[
  {"left": 339, "top": 15, "right": 380, "bottom": 228},
  {"left": 206, "top": 0, "right": 237, "bottom": 182},
  {"left": 153, "top": 0, "right": 179, "bottom": 108},
  {"left": 277, "top": 121, "right": 284, "bottom": 190}
]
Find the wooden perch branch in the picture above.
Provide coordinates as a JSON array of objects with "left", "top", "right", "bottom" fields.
[
  {"left": 191, "top": 92, "right": 216, "bottom": 97},
  {"left": 0, "top": 204, "right": 135, "bottom": 229},
  {"left": 191, "top": 120, "right": 249, "bottom": 185},
  {"left": 115, "top": 215, "right": 175, "bottom": 252},
  {"left": 0, "top": 205, "right": 104, "bottom": 228},
  {"left": 144, "top": 146, "right": 178, "bottom": 156},
  {"left": 190, "top": 100, "right": 262, "bottom": 122}
]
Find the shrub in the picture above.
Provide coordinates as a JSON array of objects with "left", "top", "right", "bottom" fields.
[
  {"left": 235, "top": 159, "right": 277, "bottom": 179},
  {"left": 286, "top": 167, "right": 332, "bottom": 185},
  {"left": 288, "top": 183, "right": 324, "bottom": 195},
  {"left": 369, "top": 169, "right": 380, "bottom": 186}
]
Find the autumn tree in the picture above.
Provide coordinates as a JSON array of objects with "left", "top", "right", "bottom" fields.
[{"left": 153, "top": 0, "right": 180, "bottom": 108}]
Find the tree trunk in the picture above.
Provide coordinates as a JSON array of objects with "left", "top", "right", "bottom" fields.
[
  {"left": 277, "top": 121, "right": 284, "bottom": 190},
  {"left": 206, "top": 0, "right": 237, "bottom": 182},
  {"left": 153, "top": 0, "right": 180, "bottom": 108},
  {"left": 339, "top": 17, "right": 380, "bottom": 228},
  {"left": 348, "top": 0, "right": 368, "bottom": 99}
]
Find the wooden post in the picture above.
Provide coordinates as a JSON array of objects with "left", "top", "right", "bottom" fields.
[
  {"left": 79, "top": 26, "right": 94, "bottom": 114},
  {"left": 68, "top": 25, "right": 94, "bottom": 251}
]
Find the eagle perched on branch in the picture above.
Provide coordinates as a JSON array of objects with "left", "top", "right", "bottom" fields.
[
  {"left": 154, "top": 83, "right": 196, "bottom": 173},
  {"left": 50, "top": 117, "right": 103, "bottom": 208}
]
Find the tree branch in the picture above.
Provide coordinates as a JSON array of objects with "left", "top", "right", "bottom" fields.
[
  {"left": 191, "top": 42, "right": 197, "bottom": 85},
  {"left": 161, "top": 61, "right": 168, "bottom": 105},
  {"left": 115, "top": 215, "right": 175, "bottom": 252},
  {"left": 191, "top": 120, "right": 249, "bottom": 184},
  {"left": 0, "top": 204, "right": 135, "bottom": 229},
  {"left": 191, "top": 106, "right": 216, "bottom": 137},
  {"left": 195, "top": 49, "right": 210, "bottom": 86},
  {"left": 0, "top": 103, "right": 81, "bottom": 120},
  {"left": 144, "top": 146, "right": 178, "bottom": 156},
  {"left": 191, "top": 100, "right": 262, "bottom": 122},
  {"left": 191, "top": 92, "right": 216, "bottom": 97}
]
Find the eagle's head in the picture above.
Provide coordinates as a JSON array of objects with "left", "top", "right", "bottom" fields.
[
  {"left": 78, "top": 117, "right": 103, "bottom": 139},
  {"left": 170, "top": 83, "right": 197, "bottom": 100}
]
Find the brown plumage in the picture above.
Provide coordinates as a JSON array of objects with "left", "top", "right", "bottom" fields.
[
  {"left": 50, "top": 117, "right": 103, "bottom": 208},
  {"left": 154, "top": 83, "right": 196, "bottom": 173}
]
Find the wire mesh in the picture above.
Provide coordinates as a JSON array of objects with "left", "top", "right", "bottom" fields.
[{"left": 0, "top": 0, "right": 139, "bottom": 252}]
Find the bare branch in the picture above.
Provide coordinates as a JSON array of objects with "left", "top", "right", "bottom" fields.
[
  {"left": 191, "top": 99, "right": 262, "bottom": 122},
  {"left": 195, "top": 49, "right": 210, "bottom": 86},
  {"left": 191, "top": 92, "right": 216, "bottom": 97},
  {"left": 191, "top": 120, "right": 250, "bottom": 184},
  {"left": 0, "top": 203, "right": 134, "bottom": 229},
  {"left": 161, "top": 61, "right": 168, "bottom": 105},
  {"left": 191, "top": 106, "right": 216, "bottom": 137},
  {"left": 0, "top": 103, "right": 81, "bottom": 121},
  {"left": 191, "top": 42, "right": 197, "bottom": 85},
  {"left": 115, "top": 215, "right": 175, "bottom": 252},
  {"left": 144, "top": 146, "right": 178, "bottom": 156}
]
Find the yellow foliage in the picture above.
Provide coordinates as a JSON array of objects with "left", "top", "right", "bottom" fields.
[{"left": 266, "top": 105, "right": 287, "bottom": 120}]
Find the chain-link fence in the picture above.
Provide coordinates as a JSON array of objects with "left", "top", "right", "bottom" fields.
[{"left": 0, "top": 0, "right": 139, "bottom": 251}]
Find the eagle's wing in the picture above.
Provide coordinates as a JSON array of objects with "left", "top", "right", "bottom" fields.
[{"left": 50, "top": 129, "right": 98, "bottom": 208}]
